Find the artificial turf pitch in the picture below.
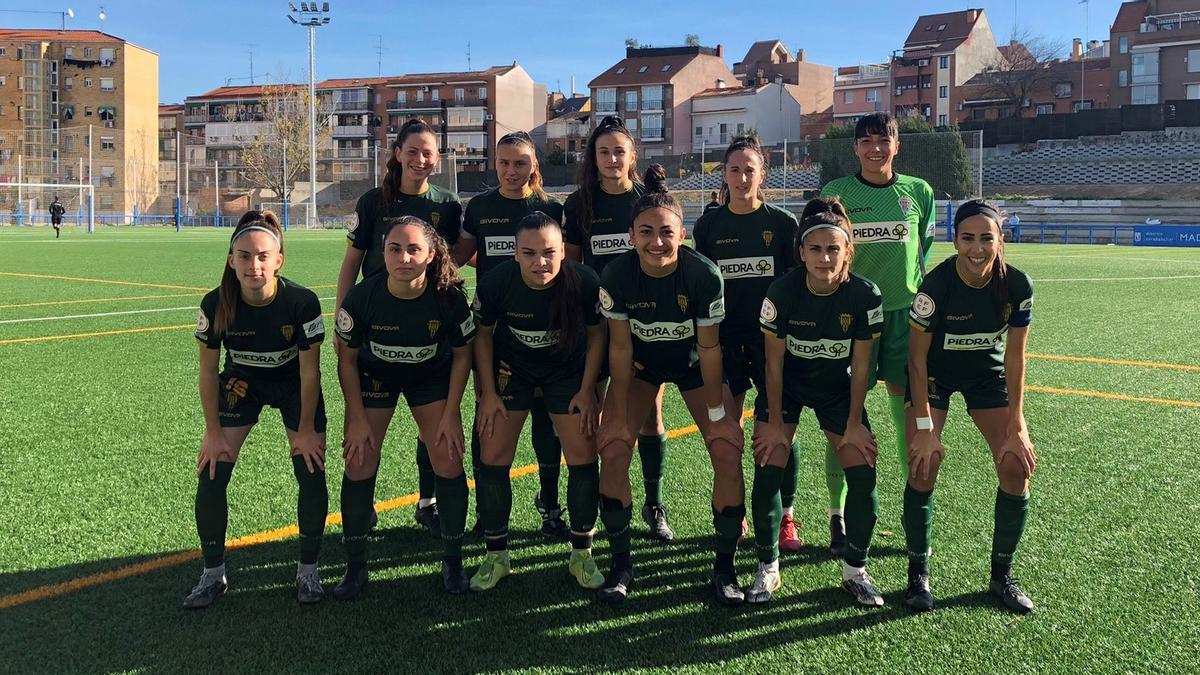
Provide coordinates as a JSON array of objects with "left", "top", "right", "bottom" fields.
[{"left": 0, "top": 226, "right": 1197, "bottom": 673}]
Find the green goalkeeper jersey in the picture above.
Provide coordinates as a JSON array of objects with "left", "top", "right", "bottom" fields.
[{"left": 820, "top": 172, "right": 935, "bottom": 311}]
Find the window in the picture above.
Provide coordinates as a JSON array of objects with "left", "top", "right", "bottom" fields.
[
  {"left": 1054, "top": 82, "right": 1072, "bottom": 98},
  {"left": 866, "top": 89, "right": 879, "bottom": 102},
  {"left": 595, "top": 87, "right": 616, "bottom": 113},
  {"left": 638, "top": 65, "right": 648, "bottom": 73},
  {"left": 1132, "top": 52, "right": 1159, "bottom": 81},
  {"left": 478, "top": 87, "right": 486, "bottom": 100},
  {"left": 1035, "top": 103, "right": 1054, "bottom": 115},
  {"left": 1073, "top": 100, "right": 1093, "bottom": 112},
  {"left": 100, "top": 136, "right": 114, "bottom": 150},
  {"left": 660, "top": 64, "right": 671, "bottom": 72},
  {"left": 999, "top": 107, "right": 1015, "bottom": 119},
  {"left": 1119, "top": 36, "right": 1128, "bottom": 54},
  {"left": 939, "top": 56, "right": 949, "bottom": 69},
  {"left": 1187, "top": 83, "right": 1200, "bottom": 100},
  {"left": 84, "top": 77, "right": 92, "bottom": 88},
  {"left": 0, "top": 47, "right": 6, "bottom": 57},
  {"left": 937, "top": 113, "right": 947, "bottom": 126},
  {"left": 639, "top": 113, "right": 663, "bottom": 140},
  {"left": 0, "top": 76, "right": 5, "bottom": 86},
  {"left": 625, "top": 118, "right": 637, "bottom": 132},
  {"left": 99, "top": 47, "right": 114, "bottom": 63},
  {"left": 416, "top": 89, "right": 424, "bottom": 102},
  {"left": 625, "top": 90, "right": 637, "bottom": 111},
  {"left": 641, "top": 85, "right": 663, "bottom": 109},
  {"left": 972, "top": 108, "right": 987, "bottom": 121},
  {"left": 937, "top": 24, "right": 946, "bottom": 31},
  {"left": 454, "top": 88, "right": 464, "bottom": 102},
  {"left": 63, "top": 47, "right": 70, "bottom": 58},
  {"left": 938, "top": 85, "right": 948, "bottom": 98},
  {"left": 431, "top": 89, "right": 439, "bottom": 101},
  {"left": 83, "top": 47, "right": 92, "bottom": 57},
  {"left": 736, "top": 122, "right": 744, "bottom": 134},
  {"left": 695, "top": 125, "right": 702, "bottom": 137},
  {"left": 1119, "top": 70, "right": 1128, "bottom": 87},
  {"left": 1189, "top": 49, "right": 1200, "bottom": 73},
  {"left": 398, "top": 91, "right": 406, "bottom": 104},
  {"left": 1131, "top": 84, "right": 1158, "bottom": 105},
  {"left": 100, "top": 77, "right": 114, "bottom": 91},
  {"left": 616, "top": 67, "right": 625, "bottom": 74},
  {"left": 843, "top": 90, "right": 854, "bottom": 104}
]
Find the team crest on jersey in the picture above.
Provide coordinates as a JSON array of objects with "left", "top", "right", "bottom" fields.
[
  {"left": 497, "top": 362, "right": 512, "bottom": 392},
  {"left": 677, "top": 294, "right": 689, "bottom": 313},
  {"left": 224, "top": 377, "right": 248, "bottom": 410},
  {"left": 430, "top": 212, "right": 441, "bottom": 228},
  {"left": 898, "top": 196, "right": 912, "bottom": 216},
  {"left": 371, "top": 379, "right": 383, "bottom": 392},
  {"left": 839, "top": 313, "right": 852, "bottom": 333},
  {"left": 280, "top": 325, "right": 294, "bottom": 342},
  {"left": 428, "top": 320, "right": 440, "bottom": 338},
  {"left": 762, "top": 231, "right": 774, "bottom": 247},
  {"left": 336, "top": 308, "right": 354, "bottom": 333},
  {"left": 196, "top": 310, "right": 210, "bottom": 334},
  {"left": 347, "top": 213, "right": 359, "bottom": 232},
  {"left": 1002, "top": 303, "right": 1012, "bottom": 323}
]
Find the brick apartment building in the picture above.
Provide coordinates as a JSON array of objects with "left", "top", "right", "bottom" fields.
[
  {"left": 1109, "top": 0, "right": 1200, "bottom": 105},
  {"left": 589, "top": 44, "right": 737, "bottom": 157},
  {"left": 0, "top": 29, "right": 158, "bottom": 216}
]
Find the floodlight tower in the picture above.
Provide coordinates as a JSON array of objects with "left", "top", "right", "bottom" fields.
[{"left": 287, "top": 2, "right": 331, "bottom": 228}]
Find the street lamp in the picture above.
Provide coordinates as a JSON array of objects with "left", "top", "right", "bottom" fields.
[{"left": 287, "top": 2, "right": 331, "bottom": 228}]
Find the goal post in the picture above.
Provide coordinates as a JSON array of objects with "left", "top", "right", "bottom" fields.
[{"left": 0, "top": 181, "right": 96, "bottom": 233}]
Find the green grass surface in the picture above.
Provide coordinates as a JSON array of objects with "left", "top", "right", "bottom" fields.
[{"left": 1, "top": 226, "right": 1198, "bottom": 673}]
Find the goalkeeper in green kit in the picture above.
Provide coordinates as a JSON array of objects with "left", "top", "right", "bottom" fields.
[{"left": 819, "top": 112, "right": 935, "bottom": 555}]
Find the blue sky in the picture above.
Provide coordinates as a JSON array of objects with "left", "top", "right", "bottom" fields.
[{"left": 5, "top": 1, "right": 1127, "bottom": 103}]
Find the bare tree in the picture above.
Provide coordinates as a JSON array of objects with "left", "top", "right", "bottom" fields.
[
  {"left": 625, "top": 37, "right": 638, "bottom": 49},
  {"left": 685, "top": 34, "right": 700, "bottom": 47},
  {"left": 240, "top": 83, "right": 333, "bottom": 203},
  {"left": 977, "top": 30, "right": 1065, "bottom": 119}
]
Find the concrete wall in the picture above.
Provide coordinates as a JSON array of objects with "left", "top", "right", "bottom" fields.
[
  {"left": 690, "top": 83, "right": 802, "bottom": 150},
  {"left": 665, "top": 55, "right": 737, "bottom": 157}
]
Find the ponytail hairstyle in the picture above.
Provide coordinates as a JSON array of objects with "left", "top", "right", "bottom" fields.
[
  {"left": 379, "top": 215, "right": 464, "bottom": 297},
  {"left": 496, "top": 130, "right": 546, "bottom": 200},
  {"left": 797, "top": 197, "right": 855, "bottom": 284},
  {"left": 516, "top": 212, "right": 583, "bottom": 357},
  {"left": 215, "top": 210, "right": 284, "bottom": 335},
  {"left": 630, "top": 163, "right": 682, "bottom": 224},
  {"left": 718, "top": 135, "right": 768, "bottom": 205},
  {"left": 380, "top": 118, "right": 439, "bottom": 209},
  {"left": 953, "top": 199, "right": 1008, "bottom": 308},
  {"left": 573, "top": 115, "right": 639, "bottom": 236}
]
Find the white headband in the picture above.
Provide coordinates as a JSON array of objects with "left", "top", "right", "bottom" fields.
[
  {"left": 230, "top": 225, "right": 280, "bottom": 247},
  {"left": 800, "top": 222, "right": 849, "bottom": 242}
]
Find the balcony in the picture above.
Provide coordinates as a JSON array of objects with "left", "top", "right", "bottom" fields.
[
  {"left": 319, "top": 147, "right": 370, "bottom": 159},
  {"left": 641, "top": 100, "right": 664, "bottom": 112},
  {"left": 332, "top": 100, "right": 371, "bottom": 112},
  {"left": 332, "top": 125, "right": 370, "bottom": 138}
]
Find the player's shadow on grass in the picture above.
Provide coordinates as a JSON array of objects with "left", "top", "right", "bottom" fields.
[{"left": 0, "top": 526, "right": 943, "bottom": 672}]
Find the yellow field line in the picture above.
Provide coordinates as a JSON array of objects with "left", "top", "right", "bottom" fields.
[
  {"left": 0, "top": 416, "right": 730, "bottom": 610},
  {"left": 0, "top": 293, "right": 202, "bottom": 310},
  {"left": 1029, "top": 353, "right": 1200, "bottom": 373},
  {"left": 0, "top": 324, "right": 194, "bottom": 345},
  {"left": 0, "top": 272, "right": 207, "bottom": 291},
  {"left": 0, "top": 285, "right": 331, "bottom": 311},
  {"left": 1027, "top": 385, "right": 1200, "bottom": 409}
]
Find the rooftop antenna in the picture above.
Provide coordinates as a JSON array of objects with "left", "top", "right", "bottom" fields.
[
  {"left": 248, "top": 44, "right": 256, "bottom": 84},
  {"left": 467, "top": 40, "right": 472, "bottom": 70},
  {"left": 374, "top": 35, "right": 383, "bottom": 77}
]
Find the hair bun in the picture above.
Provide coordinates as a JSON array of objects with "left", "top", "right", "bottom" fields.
[{"left": 643, "top": 164, "right": 668, "bottom": 193}]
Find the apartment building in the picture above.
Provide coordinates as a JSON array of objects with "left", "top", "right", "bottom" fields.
[
  {"left": 891, "top": 9, "right": 1002, "bottom": 126},
  {"left": 0, "top": 29, "right": 159, "bottom": 215},
  {"left": 589, "top": 44, "right": 736, "bottom": 157},
  {"left": 1109, "top": 0, "right": 1200, "bottom": 105}
]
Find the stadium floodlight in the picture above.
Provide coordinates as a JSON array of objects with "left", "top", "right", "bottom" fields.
[{"left": 287, "top": 0, "right": 331, "bottom": 228}]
